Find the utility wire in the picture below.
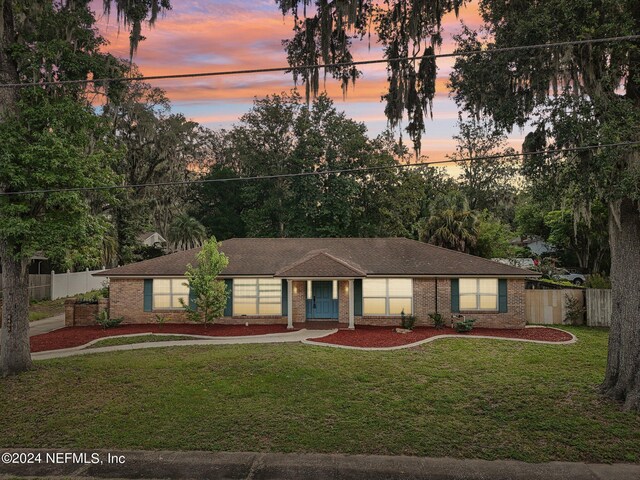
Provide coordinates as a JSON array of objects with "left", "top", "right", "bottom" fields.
[
  {"left": 1, "top": 35, "right": 638, "bottom": 89},
  {"left": 2, "top": 141, "right": 639, "bottom": 197}
]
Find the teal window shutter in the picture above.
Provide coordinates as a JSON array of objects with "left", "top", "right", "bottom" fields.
[
  {"left": 354, "top": 279, "right": 362, "bottom": 316},
  {"left": 224, "top": 279, "right": 233, "bottom": 317},
  {"left": 188, "top": 284, "right": 197, "bottom": 310},
  {"left": 143, "top": 279, "right": 153, "bottom": 312},
  {"left": 498, "top": 279, "right": 508, "bottom": 312},
  {"left": 450, "top": 279, "right": 460, "bottom": 313},
  {"left": 281, "top": 280, "right": 288, "bottom": 316}
]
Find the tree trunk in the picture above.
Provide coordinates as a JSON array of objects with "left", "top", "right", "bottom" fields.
[
  {"left": 0, "top": 242, "right": 32, "bottom": 376},
  {"left": 0, "top": 0, "right": 18, "bottom": 121},
  {"left": 601, "top": 198, "right": 640, "bottom": 411}
]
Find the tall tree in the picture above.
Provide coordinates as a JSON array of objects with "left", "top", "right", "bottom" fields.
[
  {"left": 168, "top": 214, "right": 207, "bottom": 251},
  {"left": 0, "top": 0, "right": 170, "bottom": 376},
  {"left": 450, "top": 116, "right": 519, "bottom": 222},
  {"left": 418, "top": 192, "right": 478, "bottom": 253},
  {"left": 449, "top": 1, "right": 640, "bottom": 410},
  {"left": 279, "top": 0, "right": 465, "bottom": 153},
  {"left": 102, "top": 79, "right": 209, "bottom": 262}
]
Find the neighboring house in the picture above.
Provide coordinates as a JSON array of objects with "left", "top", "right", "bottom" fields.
[
  {"left": 95, "top": 238, "right": 537, "bottom": 329},
  {"left": 511, "top": 236, "right": 556, "bottom": 256},
  {"left": 137, "top": 232, "right": 168, "bottom": 248},
  {"left": 492, "top": 258, "right": 536, "bottom": 269}
]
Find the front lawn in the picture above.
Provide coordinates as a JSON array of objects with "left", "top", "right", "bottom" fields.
[
  {"left": 1, "top": 327, "right": 638, "bottom": 463},
  {"left": 87, "top": 334, "right": 196, "bottom": 348}
]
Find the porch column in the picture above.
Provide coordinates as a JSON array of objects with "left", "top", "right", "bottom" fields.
[
  {"left": 287, "top": 279, "right": 293, "bottom": 329},
  {"left": 348, "top": 279, "right": 355, "bottom": 329}
]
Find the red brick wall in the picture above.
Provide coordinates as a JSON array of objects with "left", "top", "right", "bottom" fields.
[
  {"left": 109, "top": 278, "right": 287, "bottom": 325},
  {"left": 354, "top": 278, "right": 525, "bottom": 329},
  {"left": 291, "top": 280, "right": 307, "bottom": 323},
  {"left": 107, "top": 277, "right": 526, "bottom": 328},
  {"left": 338, "top": 280, "right": 349, "bottom": 324},
  {"left": 64, "top": 298, "right": 109, "bottom": 326}
]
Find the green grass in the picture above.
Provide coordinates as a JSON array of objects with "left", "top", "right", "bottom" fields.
[
  {"left": 88, "top": 335, "right": 196, "bottom": 348},
  {"left": 1, "top": 327, "right": 638, "bottom": 463},
  {"left": 28, "top": 298, "right": 65, "bottom": 322}
]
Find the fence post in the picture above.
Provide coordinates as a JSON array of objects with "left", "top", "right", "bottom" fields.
[{"left": 51, "top": 270, "right": 56, "bottom": 300}]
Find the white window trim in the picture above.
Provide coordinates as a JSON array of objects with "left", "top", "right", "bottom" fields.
[
  {"left": 153, "top": 278, "right": 189, "bottom": 310},
  {"left": 363, "top": 278, "right": 413, "bottom": 316},
  {"left": 459, "top": 278, "right": 499, "bottom": 311},
  {"left": 233, "top": 278, "right": 282, "bottom": 316}
]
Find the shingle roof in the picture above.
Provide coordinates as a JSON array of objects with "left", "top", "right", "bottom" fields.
[
  {"left": 96, "top": 238, "right": 537, "bottom": 278},
  {"left": 274, "top": 251, "right": 367, "bottom": 277}
]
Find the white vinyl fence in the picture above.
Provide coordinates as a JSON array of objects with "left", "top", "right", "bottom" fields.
[{"left": 50, "top": 268, "right": 106, "bottom": 300}]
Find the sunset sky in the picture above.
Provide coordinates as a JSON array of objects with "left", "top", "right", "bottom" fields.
[{"left": 95, "top": 0, "right": 526, "bottom": 163}]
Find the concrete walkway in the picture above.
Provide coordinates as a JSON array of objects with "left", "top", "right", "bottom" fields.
[
  {"left": 29, "top": 314, "right": 65, "bottom": 337},
  {"left": 31, "top": 329, "right": 337, "bottom": 361},
  {"left": 0, "top": 449, "right": 638, "bottom": 480}
]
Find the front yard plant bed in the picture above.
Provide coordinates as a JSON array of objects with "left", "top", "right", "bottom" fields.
[
  {"left": 30, "top": 324, "right": 296, "bottom": 352},
  {"left": 311, "top": 326, "right": 574, "bottom": 348}
]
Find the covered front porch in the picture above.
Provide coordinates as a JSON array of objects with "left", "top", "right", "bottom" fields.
[
  {"left": 273, "top": 249, "right": 367, "bottom": 330},
  {"left": 283, "top": 279, "right": 359, "bottom": 330}
]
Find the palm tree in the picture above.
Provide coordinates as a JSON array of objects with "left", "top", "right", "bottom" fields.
[
  {"left": 419, "top": 193, "right": 479, "bottom": 253},
  {"left": 168, "top": 215, "right": 208, "bottom": 251}
]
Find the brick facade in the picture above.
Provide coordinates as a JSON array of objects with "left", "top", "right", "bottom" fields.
[
  {"left": 107, "top": 277, "right": 526, "bottom": 329},
  {"left": 64, "top": 298, "right": 109, "bottom": 326}
]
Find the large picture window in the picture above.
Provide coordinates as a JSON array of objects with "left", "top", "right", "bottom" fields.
[
  {"left": 153, "top": 278, "right": 189, "bottom": 309},
  {"left": 459, "top": 278, "right": 498, "bottom": 311},
  {"left": 233, "top": 278, "right": 282, "bottom": 316},
  {"left": 363, "top": 278, "right": 412, "bottom": 316}
]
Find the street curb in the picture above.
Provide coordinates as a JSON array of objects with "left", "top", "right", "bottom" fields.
[{"left": 0, "top": 449, "right": 637, "bottom": 480}]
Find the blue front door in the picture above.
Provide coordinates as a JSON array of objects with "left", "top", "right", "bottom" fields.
[{"left": 307, "top": 281, "right": 338, "bottom": 319}]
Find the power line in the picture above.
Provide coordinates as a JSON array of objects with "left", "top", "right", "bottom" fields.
[
  {"left": 1, "top": 35, "right": 638, "bottom": 89},
  {"left": 2, "top": 141, "right": 638, "bottom": 197}
]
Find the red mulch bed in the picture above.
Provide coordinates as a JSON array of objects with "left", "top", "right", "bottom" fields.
[
  {"left": 312, "top": 326, "right": 574, "bottom": 348},
  {"left": 31, "top": 324, "right": 297, "bottom": 353}
]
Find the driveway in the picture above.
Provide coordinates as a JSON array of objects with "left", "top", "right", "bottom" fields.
[{"left": 29, "top": 314, "right": 65, "bottom": 336}]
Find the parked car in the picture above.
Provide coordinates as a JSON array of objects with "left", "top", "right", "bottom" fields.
[{"left": 553, "top": 269, "right": 586, "bottom": 285}]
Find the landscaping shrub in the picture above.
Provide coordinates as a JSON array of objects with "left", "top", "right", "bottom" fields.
[
  {"left": 564, "top": 295, "right": 586, "bottom": 325},
  {"left": 76, "top": 289, "right": 105, "bottom": 304},
  {"left": 400, "top": 310, "right": 417, "bottom": 330},
  {"left": 95, "top": 310, "right": 123, "bottom": 329},
  {"left": 154, "top": 314, "right": 168, "bottom": 329},
  {"left": 585, "top": 273, "right": 611, "bottom": 289},
  {"left": 429, "top": 313, "right": 445, "bottom": 329},
  {"left": 454, "top": 318, "right": 476, "bottom": 333}
]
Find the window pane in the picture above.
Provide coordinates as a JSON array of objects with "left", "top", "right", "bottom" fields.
[
  {"left": 459, "top": 294, "right": 478, "bottom": 310},
  {"left": 172, "top": 294, "right": 188, "bottom": 308},
  {"left": 171, "top": 279, "right": 190, "bottom": 295},
  {"left": 258, "top": 281, "right": 281, "bottom": 297},
  {"left": 479, "top": 279, "right": 498, "bottom": 294},
  {"left": 389, "top": 298, "right": 412, "bottom": 315},
  {"left": 153, "top": 294, "right": 172, "bottom": 309},
  {"left": 363, "top": 298, "right": 386, "bottom": 315},
  {"left": 154, "top": 279, "right": 171, "bottom": 294},
  {"left": 459, "top": 278, "right": 477, "bottom": 295},
  {"left": 258, "top": 303, "right": 281, "bottom": 315},
  {"left": 234, "top": 283, "right": 257, "bottom": 297},
  {"left": 233, "top": 299, "right": 257, "bottom": 315},
  {"left": 388, "top": 279, "right": 412, "bottom": 296},
  {"left": 363, "top": 279, "right": 386, "bottom": 297},
  {"left": 479, "top": 295, "right": 498, "bottom": 310}
]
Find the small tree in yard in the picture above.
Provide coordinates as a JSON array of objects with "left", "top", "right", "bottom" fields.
[{"left": 181, "top": 238, "right": 229, "bottom": 327}]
